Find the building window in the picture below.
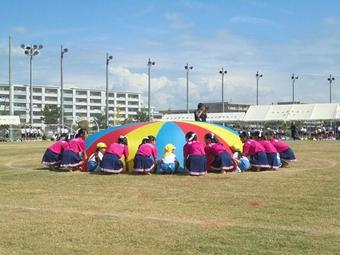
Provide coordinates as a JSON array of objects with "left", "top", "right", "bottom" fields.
[
  {"left": 45, "top": 88, "right": 57, "bottom": 94},
  {"left": 108, "top": 93, "right": 115, "bottom": 97},
  {"left": 128, "top": 94, "right": 138, "bottom": 99},
  {"left": 14, "top": 86, "right": 26, "bottom": 92},
  {"left": 128, "top": 101, "right": 138, "bottom": 106},
  {"left": 76, "top": 90, "right": 87, "bottom": 96},
  {"left": 14, "top": 111, "right": 26, "bottom": 116},
  {"left": 0, "top": 86, "right": 9, "bottom": 91},
  {"left": 64, "top": 90, "right": 72, "bottom": 94},
  {"left": 90, "top": 99, "right": 101, "bottom": 104},
  {"left": 33, "top": 96, "right": 42, "bottom": 100},
  {"left": 64, "top": 97, "right": 73, "bottom": 102},
  {"left": 14, "top": 95, "right": 26, "bottom": 100},
  {"left": 14, "top": 103, "right": 26, "bottom": 107},
  {"left": 117, "top": 100, "right": 125, "bottom": 105},
  {"left": 64, "top": 112, "right": 73, "bottom": 116},
  {"left": 90, "top": 91, "right": 101, "bottom": 97},
  {"left": 45, "top": 96, "right": 57, "bottom": 102},
  {"left": 76, "top": 98, "right": 87, "bottom": 103},
  {"left": 90, "top": 106, "right": 101, "bottom": 110},
  {"left": 64, "top": 105, "right": 73, "bottom": 109},
  {"left": 117, "top": 93, "right": 125, "bottom": 98},
  {"left": 76, "top": 113, "right": 87, "bottom": 117},
  {"left": 33, "top": 88, "right": 42, "bottom": 93},
  {"left": 76, "top": 105, "right": 87, "bottom": 110}
]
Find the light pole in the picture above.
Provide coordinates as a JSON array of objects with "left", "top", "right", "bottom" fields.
[
  {"left": 219, "top": 68, "right": 227, "bottom": 113},
  {"left": 106, "top": 53, "right": 113, "bottom": 128},
  {"left": 256, "top": 71, "right": 263, "bottom": 105},
  {"left": 60, "top": 45, "right": 68, "bottom": 130},
  {"left": 328, "top": 74, "right": 335, "bottom": 103},
  {"left": 291, "top": 73, "right": 298, "bottom": 104},
  {"left": 21, "top": 44, "right": 43, "bottom": 127},
  {"left": 8, "top": 36, "right": 13, "bottom": 140},
  {"left": 185, "top": 63, "right": 193, "bottom": 113},
  {"left": 147, "top": 58, "right": 155, "bottom": 121}
]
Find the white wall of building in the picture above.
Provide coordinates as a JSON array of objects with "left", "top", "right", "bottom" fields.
[{"left": 0, "top": 84, "right": 141, "bottom": 127}]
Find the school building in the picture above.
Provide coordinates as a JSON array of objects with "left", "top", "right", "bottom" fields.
[{"left": 0, "top": 83, "right": 142, "bottom": 127}]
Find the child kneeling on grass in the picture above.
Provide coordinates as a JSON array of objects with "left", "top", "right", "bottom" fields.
[
  {"left": 266, "top": 130, "right": 296, "bottom": 167},
  {"left": 159, "top": 144, "right": 179, "bottom": 174},
  {"left": 100, "top": 136, "right": 129, "bottom": 174},
  {"left": 133, "top": 136, "right": 158, "bottom": 174},
  {"left": 184, "top": 132, "right": 207, "bottom": 176},
  {"left": 41, "top": 134, "right": 69, "bottom": 169},
  {"left": 60, "top": 128, "right": 88, "bottom": 171},
  {"left": 88, "top": 142, "right": 107, "bottom": 172}
]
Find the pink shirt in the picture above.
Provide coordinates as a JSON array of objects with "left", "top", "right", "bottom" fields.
[
  {"left": 106, "top": 143, "right": 129, "bottom": 159},
  {"left": 67, "top": 138, "right": 86, "bottom": 153},
  {"left": 205, "top": 143, "right": 233, "bottom": 157},
  {"left": 183, "top": 141, "right": 206, "bottom": 158},
  {"left": 48, "top": 140, "right": 69, "bottom": 154},
  {"left": 242, "top": 139, "right": 265, "bottom": 156},
  {"left": 258, "top": 140, "right": 278, "bottom": 154},
  {"left": 136, "top": 143, "right": 158, "bottom": 159},
  {"left": 270, "top": 139, "right": 289, "bottom": 153}
]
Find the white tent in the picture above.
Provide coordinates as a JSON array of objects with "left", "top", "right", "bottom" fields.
[
  {"left": 0, "top": 116, "right": 20, "bottom": 125},
  {"left": 161, "top": 112, "right": 245, "bottom": 123},
  {"left": 243, "top": 103, "right": 340, "bottom": 122}
]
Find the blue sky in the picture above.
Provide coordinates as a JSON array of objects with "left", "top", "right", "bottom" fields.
[{"left": 1, "top": 0, "right": 340, "bottom": 109}]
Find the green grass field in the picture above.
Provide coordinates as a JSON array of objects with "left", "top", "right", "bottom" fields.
[{"left": 0, "top": 141, "right": 339, "bottom": 255}]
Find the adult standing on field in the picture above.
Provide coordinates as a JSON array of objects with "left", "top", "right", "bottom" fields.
[{"left": 194, "top": 103, "right": 207, "bottom": 122}]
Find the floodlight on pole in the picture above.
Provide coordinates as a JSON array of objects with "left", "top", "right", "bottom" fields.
[
  {"left": 291, "top": 73, "right": 298, "bottom": 104},
  {"left": 328, "top": 74, "right": 335, "bottom": 103},
  {"left": 106, "top": 53, "right": 113, "bottom": 128},
  {"left": 255, "top": 71, "right": 263, "bottom": 105},
  {"left": 185, "top": 63, "right": 193, "bottom": 113},
  {"left": 219, "top": 68, "right": 227, "bottom": 113},
  {"left": 21, "top": 43, "right": 43, "bottom": 127},
  {"left": 60, "top": 45, "right": 68, "bottom": 130},
  {"left": 147, "top": 58, "right": 155, "bottom": 121}
]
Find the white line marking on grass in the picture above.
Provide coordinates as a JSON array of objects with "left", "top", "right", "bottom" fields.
[{"left": 1, "top": 205, "right": 339, "bottom": 236}]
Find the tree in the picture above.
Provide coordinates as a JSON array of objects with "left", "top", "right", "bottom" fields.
[
  {"left": 91, "top": 113, "right": 107, "bottom": 129},
  {"left": 41, "top": 105, "right": 60, "bottom": 124},
  {"left": 136, "top": 107, "right": 149, "bottom": 122},
  {"left": 121, "top": 118, "right": 134, "bottom": 125}
]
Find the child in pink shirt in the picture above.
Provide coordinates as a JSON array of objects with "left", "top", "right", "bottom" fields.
[
  {"left": 183, "top": 132, "right": 207, "bottom": 176},
  {"left": 133, "top": 136, "right": 158, "bottom": 174},
  {"left": 100, "top": 136, "right": 129, "bottom": 174},
  {"left": 266, "top": 130, "right": 296, "bottom": 167},
  {"left": 41, "top": 135, "right": 69, "bottom": 168},
  {"left": 204, "top": 133, "right": 234, "bottom": 173},
  {"left": 253, "top": 131, "right": 281, "bottom": 169},
  {"left": 60, "top": 128, "right": 88, "bottom": 170},
  {"left": 240, "top": 131, "right": 270, "bottom": 171}
]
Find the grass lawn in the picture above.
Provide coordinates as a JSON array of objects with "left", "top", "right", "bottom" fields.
[{"left": 0, "top": 140, "right": 339, "bottom": 255}]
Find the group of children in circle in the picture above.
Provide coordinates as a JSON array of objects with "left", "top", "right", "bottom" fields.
[{"left": 42, "top": 127, "right": 296, "bottom": 176}]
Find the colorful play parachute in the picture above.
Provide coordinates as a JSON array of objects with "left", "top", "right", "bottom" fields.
[{"left": 86, "top": 121, "right": 242, "bottom": 170}]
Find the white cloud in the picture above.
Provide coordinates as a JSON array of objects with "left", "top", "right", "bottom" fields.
[
  {"left": 229, "top": 16, "right": 275, "bottom": 26},
  {"left": 12, "top": 26, "right": 28, "bottom": 34},
  {"left": 164, "top": 12, "right": 193, "bottom": 30}
]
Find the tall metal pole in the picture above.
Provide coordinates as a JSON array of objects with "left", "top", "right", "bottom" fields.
[
  {"left": 185, "top": 63, "right": 193, "bottom": 113},
  {"left": 219, "top": 68, "right": 227, "bottom": 113},
  {"left": 29, "top": 55, "right": 33, "bottom": 127},
  {"left": 105, "top": 53, "right": 112, "bottom": 128},
  {"left": 60, "top": 45, "right": 64, "bottom": 130},
  {"left": 186, "top": 69, "right": 189, "bottom": 113},
  {"left": 21, "top": 44, "right": 42, "bottom": 127},
  {"left": 106, "top": 53, "right": 109, "bottom": 128},
  {"left": 291, "top": 73, "right": 298, "bottom": 104},
  {"left": 148, "top": 61, "right": 151, "bottom": 121},
  {"left": 328, "top": 74, "right": 335, "bottom": 104},
  {"left": 8, "top": 36, "right": 13, "bottom": 140},
  {"left": 147, "top": 58, "right": 155, "bottom": 121},
  {"left": 256, "top": 71, "right": 263, "bottom": 105}
]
